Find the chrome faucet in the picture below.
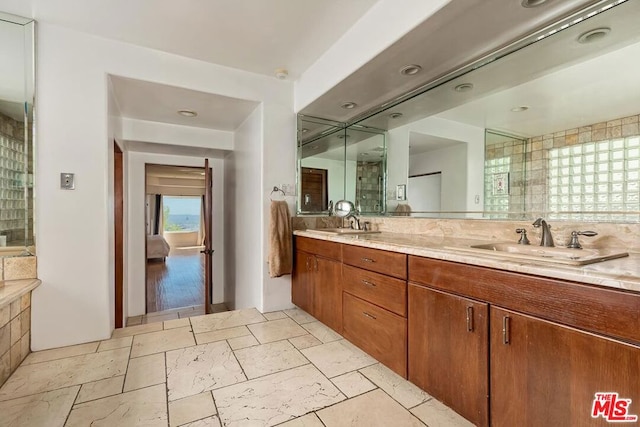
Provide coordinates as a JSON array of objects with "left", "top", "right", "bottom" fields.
[
  {"left": 532, "top": 218, "right": 554, "bottom": 247},
  {"left": 346, "top": 213, "right": 361, "bottom": 230}
]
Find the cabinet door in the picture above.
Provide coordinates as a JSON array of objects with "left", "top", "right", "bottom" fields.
[
  {"left": 408, "top": 284, "right": 489, "bottom": 427},
  {"left": 491, "top": 307, "right": 640, "bottom": 427},
  {"left": 292, "top": 250, "right": 313, "bottom": 314},
  {"left": 313, "top": 256, "right": 343, "bottom": 333}
]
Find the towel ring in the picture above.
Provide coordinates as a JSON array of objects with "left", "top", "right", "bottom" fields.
[{"left": 270, "top": 186, "right": 286, "bottom": 201}]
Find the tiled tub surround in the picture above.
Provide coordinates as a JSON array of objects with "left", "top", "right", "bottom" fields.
[
  {"left": 0, "top": 307, "right": 469, "bottom": 427},
  {"left": 0, "top": 279, "right": 40, "bottom": 386}
]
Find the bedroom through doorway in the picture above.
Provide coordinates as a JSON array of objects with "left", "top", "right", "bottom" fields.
[{"left": 142, "top": 165, "right": 208, "bottom": 321}]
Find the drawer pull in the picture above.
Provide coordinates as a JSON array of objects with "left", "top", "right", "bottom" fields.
[
  {"left": 363, "top": 311, "right": 377, "bottom": 320},
  {"left": 361, "top": 280, "right": 377, "bottom": 287},
  {"left": 466, "top": 306, "right": 474, "bottom": 332},
  {"left": 361, "top": 257, "right": 375, "bottom": 263},
  {"left": 502, "top": 316, "right": 511, "bottom": 345}
]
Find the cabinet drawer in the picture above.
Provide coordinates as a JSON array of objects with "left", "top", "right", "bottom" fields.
[
  {"left": 343, "top": 264, "right": 407, "bottom": 317},
  {"left": 343, "top": 292, "right": 407, "bottom": 377},
  {"left": 342, "top": 245, "right": 407, "bottom": 279},
  {"left": 296, "top": 236, "right": 341, "bottom": 261}
]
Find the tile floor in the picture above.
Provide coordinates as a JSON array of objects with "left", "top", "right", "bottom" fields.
[
  {"left": 127, "top": 303, "right": 228, "bottom": 326},
  {"left": 0, "top": 307, "right": 473, "bottom": 427}
]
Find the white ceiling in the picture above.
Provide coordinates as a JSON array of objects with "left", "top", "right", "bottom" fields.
[
  {"left": 0, "top": 0, "right": 378, "bottom": 80},
  {"left": 110, "top": 76, "right": 259, "bottom": 131},
  {"left": 126, "top": 140, "right": 228, "bottom": 159},
  {"left": 409, "top": 133, "right": 464, "bottom": 156}
]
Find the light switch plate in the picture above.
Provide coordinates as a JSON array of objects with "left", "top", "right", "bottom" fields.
[{"left": 61, "top": 173, "right": 75, "bottom": 190}]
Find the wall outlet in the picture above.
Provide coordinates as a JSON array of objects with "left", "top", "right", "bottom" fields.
[{"left": 60, "top": 173, "right": 75, "bottom": 190}]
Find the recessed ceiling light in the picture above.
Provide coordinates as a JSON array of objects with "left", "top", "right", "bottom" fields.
[
  {"left": 389, "top": 112, "right": 403, "bottom": 119},
  {"left": 178, "top": 109, "right": 197, "bottom": 117},
  {"left": 340, "top": 102, "right": 357, "bottom": 109},
  {"left": 399, "top": 64, "right": 422, "bottom": 76},
  {"left": 274, "top": 68, "right": 288, "bottom": 79},
  {"left": 521, "top": 0, "right": 549, "bottom": 8},
  {"left": 337, "top": 134, "right": 351, "bottom": 139},
  {"left": 454, "top": 83, "right": 474, "bottom": 92},
  {"left": 300, "top": 128, "right": 309, "bottom": 133},
  {"left": 577, "top": 27, "right": 611, "bottom": 44},
  {"left": 511, "top": 106, "right": 529, "bottom": 112}
]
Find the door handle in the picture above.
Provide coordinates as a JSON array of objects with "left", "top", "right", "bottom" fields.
[
  {"left": 361, "top": 280, "right": 376, "bottom": 287},
  {"left": 466, "top": 306, "right": 474, "bottom": 332},
  {"left": 200, "top": 249, "right": 215, "bottom": 255},
  {"left": 502, "top": 316, "right": 511, "bottom": 345},
  {"left": 361, "top": 257, "right": 375, "bottom": 263}
]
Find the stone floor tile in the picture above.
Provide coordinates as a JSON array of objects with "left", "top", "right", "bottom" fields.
[
  {"left": 169, "top": 391, "right": 217, "bottom": 427},
  {"left": 97, "top": 336, "right": 133, "bottom": 352},
  {"left": 411, "top": 398, "right": 475, "bottom": 427},
  {"left": 181, "top": 415, "right": 222, "bottom": 427},
  {"left": 112, "top": 322, "right": 163, "bottom": 338},
  {"left": 195, "top": 325, "right": 251, "bottom": 345},
  {"left": 317, "top": 389, "right": 424, "bottom": 426},
  {"left": 331, "top": 371, "right": 376, "bottom": 398},
  {"left": 301, "top": 339, "right": 376, "bottom": 378},
  {"left": 302, "top": 321, "right": 342, "bottom": 343},
  {"left": 166, "top": 341, "right": 246, "bottom": 401},
  {"left": 360, "top": 363, "right": 431, "bottom": 408},
  {"left": 0, "top": 385, "right": 79, "bottom": 427},
  {"left": 277, "top": 412, "right": 324, "bottom": 426},
  {"left": 164, "top": 318, "right": 191, "bottom": 330},
  {"left": 131, "top": 327, "right": 195, "bottom": 358},
  {"left": 76, "top": 376, "right": 124, "bottom": 404},
  {"left": 66, "top": 383, "right": 167, "bottom": 426},
  {"left": 283, "top": 308, "right": 317, "bottom": 325},
  {"left": 263, "top": 311, "right": 289, "bottom": 321},
  {"left": 124, "top": 352, "right": 166, "bottom": 392},
  {"left": 190, "top": 308, "right": 266, "bottom": 334},
  {"left": 248, "top": 318, "right": 308, "bottom": 344},
  {"left": 228, "top": 334, "right": 259, "bottom": 350},
  {"left": 289, "top": 334, "right": 322, "bottom": 350},
  {"left": 22, "top": 342, "right": 98, "bottom": 365},
  {"left": 214, "top": 364, "right": 344, "bottom": 427},
  {"left": 234, "top": 340, "right": 308, "bottom": 379}
]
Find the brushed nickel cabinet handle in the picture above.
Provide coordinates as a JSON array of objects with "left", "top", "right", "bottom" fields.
[
  {"left": 363, "top": 312, "right": 377, "bottom": 320},
  {"left": 361, "top": 257, "right": 375, "bottom": 263},
  {"left": 502, "top": 316, "right": 511, "bottom": 345},
  {"left": 466, "top": 306, "right": 474, "bottom": 332},
  {"left": 361, "top": 280, "right": 377, "bottom": 287}
]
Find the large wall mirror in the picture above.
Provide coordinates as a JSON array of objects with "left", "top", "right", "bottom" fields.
[
  {"left": 299, "top": 0, "right": 640, "bottom": 222},
  {"left": 0, "top": 12, "right": 35, "bottom": 253},
  {"left": 297, "top": 117, "right": 386, "bottom": 215}
]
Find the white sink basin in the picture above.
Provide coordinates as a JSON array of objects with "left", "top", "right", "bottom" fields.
[
  {"left": 449, "top": 242, "right": 628, "bottom": 266},
  {"left": 305, "top": 228, "right": 381, "bottom": 235}
]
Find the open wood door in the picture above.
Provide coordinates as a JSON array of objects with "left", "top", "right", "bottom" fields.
[
  {"left": 201, "top": 159, "right": 214, "bottom": 314},
  {"left": 114, "top": 143, "right": 124, "bottom": 328}
]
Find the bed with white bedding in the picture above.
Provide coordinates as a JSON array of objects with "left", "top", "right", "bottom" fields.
[{"left": 147, "top": 234, "right": 170, "bottom": 261}]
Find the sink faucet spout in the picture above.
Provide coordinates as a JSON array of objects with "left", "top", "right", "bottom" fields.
[{"left": 532, "top": 218, "right": 554, "bottom": 247}]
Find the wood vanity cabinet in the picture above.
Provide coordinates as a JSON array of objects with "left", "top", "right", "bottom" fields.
[
  {"left": 409, "top": 255, "right": 640, "bottom": 427},
  {"left": 342, "top": 246, "right": 408, "bottom": 377},
  {"left": 490, "top": 307, "right": 640, "bottom": 427},
  {"left": 408, "top": 284, "right": 489, "bottom": 427},
  {"left": 293, "top": 237, "right": 342, "bottom": 333}
]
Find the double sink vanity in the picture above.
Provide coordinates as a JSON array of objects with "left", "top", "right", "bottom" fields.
[{"left": 292, "top": 226, "right": 640, "bottom": 427}]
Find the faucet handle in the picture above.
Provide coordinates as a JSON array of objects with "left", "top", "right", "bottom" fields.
[
  {"left": 566, "top": 230, "right": 598, "bottom": 249},
  {"left": 515, "top": 228, "right": 530, "bottom": 245}
]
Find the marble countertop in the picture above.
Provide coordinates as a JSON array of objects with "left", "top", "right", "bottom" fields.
[
  {"left": 294, "top": 230, "right": 640, "bottom": 293},
  {"left": 0, "top": 279, "right": 41, "bottom": 307}
]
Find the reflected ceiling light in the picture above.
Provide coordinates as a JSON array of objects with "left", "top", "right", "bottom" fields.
[
  {"left": 577, "top": 27, "right": 611, "bottom": 44},
  {"left": 454, "top": 83, "right": 474, "bottom": 92},
  {"left": 337, "top": 134, "right": 351, "bottom": 139},
  {"left": 300, "top": 128, "right": 309, "bottom": 133},
  {"left": 389, "top": 112, "right": 403, "bottom": 119},
  {"left": 521, "top": 0, "right": 549, "bottom": 7},
  {"left": 399, "top": 64, "right": 422, "bottom": 76},
  {"left": 178, "top": 109, "right": 197, "bottom": 117},
  {"left": 340, "top": 101, "right": 357, "bottom": 109},
  {"left": 510, "top": 106, "right": 529, "bottom": 112}
]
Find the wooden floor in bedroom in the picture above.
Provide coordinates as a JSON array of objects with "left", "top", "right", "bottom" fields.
[{"left": 146, "top": 246, "right": 204, "bottom": 313}]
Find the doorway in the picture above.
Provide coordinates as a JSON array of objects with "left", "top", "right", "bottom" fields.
[
  {"left": 301, "top": 167, "right": 328, "bottom": 211},
  {"left": 142, "top": 164, "right": 209, "bottom": 321}
]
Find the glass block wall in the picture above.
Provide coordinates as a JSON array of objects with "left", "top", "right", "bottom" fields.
[
  {"left": 526, "top": 114, "right": 640, "bottom": 221},
  {"left": 0, "top": 111, "right": 30, "bottom": 246}
]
